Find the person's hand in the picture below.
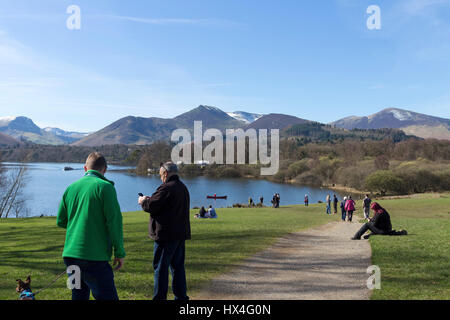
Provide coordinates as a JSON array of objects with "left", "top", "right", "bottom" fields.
[
  {"left": 113, "top": 258, "right": 124, "bottom": 271},
  {"left": 138, "top": 196, "right": 150, "bottom": 206}
]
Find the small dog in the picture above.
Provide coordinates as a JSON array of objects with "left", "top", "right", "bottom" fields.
[{"left": 16, "top": 276, "right": 35, "bottom": 300}]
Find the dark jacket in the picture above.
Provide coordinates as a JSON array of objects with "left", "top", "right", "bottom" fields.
[
  {"left": 141, "top": 175, "right": 191, "bottom": 241},
  {"left": 371, "top": 209, "right": 392, "bottom": 232}
]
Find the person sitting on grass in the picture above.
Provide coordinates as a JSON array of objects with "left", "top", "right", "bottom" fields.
[
  {"left": 195, "top": 206, "right": 206, "bottom": 218},
  {"left": 207, "top": 205, "right": 218, "bottom": 219},
  {"left": 351, "top": 202, "right": 407, "bottom": 240}
]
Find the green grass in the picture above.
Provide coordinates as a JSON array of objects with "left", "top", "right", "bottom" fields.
[
  {"left": 1, "top": 195, "right": 449, "bottom": 300},
  {"left": 0, "top": 204, "right": 338, "bottom": 300},
  {"left": 367, "top": 195, "right": 450, "bottom": 300}
]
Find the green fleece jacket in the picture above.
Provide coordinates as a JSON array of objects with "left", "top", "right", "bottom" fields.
[{"left": 57, "top": 170, "right": 126, "bottom": 261}]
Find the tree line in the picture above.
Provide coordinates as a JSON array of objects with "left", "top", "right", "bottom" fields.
[{"left": 135, "top": 137, "right": 450, "bottom": 196}]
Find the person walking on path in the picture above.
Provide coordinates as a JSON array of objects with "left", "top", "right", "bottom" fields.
[
  {"left": 340, "top": 197, "right": 347, "bottom": 222},
  {"left": 345, "top": 196, "right": 356, "bottom": 222},
  {"left": 138, "top": 162, "right": 191, "bottom": 300},
  {"left": 304, "top": 194, "right": 309, "bottom": 207},
  {"left": 333, "top": 194, "right": 338, "bottom": 214},
  {"left": 363, "top": 194, "right": 372, "bottom": 220},
  {"left": 326, "top": 194, "right": 331, "bottom": 214},
  {"left": 57, "top": 152, "right": 126, "bottom": 300}
]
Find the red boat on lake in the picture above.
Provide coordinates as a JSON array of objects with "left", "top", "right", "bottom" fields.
[{"left": 207, "top": 194, "right": 227, "bottom": 200}]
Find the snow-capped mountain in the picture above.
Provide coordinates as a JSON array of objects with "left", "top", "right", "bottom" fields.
[
  {"left": 43, "top": 127, "right": 90, "bottom": 139},
  {"left": 331, "top": 108, "right": 450, "bottom": 140},
  {"left": 0, "top": 116, "right": 89, "bottom": 145},
  {"left": 226, "top": 111, "right": 263, "bottom": 124}
]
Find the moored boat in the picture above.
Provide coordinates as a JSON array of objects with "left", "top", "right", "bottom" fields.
[{"left": 207, "top": 195, "right": 227, "bottom": 199}]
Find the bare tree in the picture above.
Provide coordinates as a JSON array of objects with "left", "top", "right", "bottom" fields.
[{"left": 0, "top": 164, "right": 28, "bottom": 218}]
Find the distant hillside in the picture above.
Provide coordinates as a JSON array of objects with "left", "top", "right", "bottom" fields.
[
  {"left": 0, "top": 116, "right": 88, "bottom": 145},
  {"left": 74, "top": 105, "right": 247, "bottom": 146},
  {"left": 174, "top": 105, "right": 245, "bottom": 131},
  {"left": 43, "top": 127, "right": 90, "bottom": 141},
  {"left": 72, "top": 116, "right": 178, "bottom": 146},
  {"left": 246, "top": 114, "right": 311, "bottom": 131},
  {"left": 331, "top": 108, "right": 450, "bottom": 140},
  {"left": 0, "top": 116, "right": 41, "bottom": 135},
  {"left": 0, "top": 132, "right": 20, "bottom": 146},
  {"left": 284, "top": 122, "right": 415, "bottom": 143}
]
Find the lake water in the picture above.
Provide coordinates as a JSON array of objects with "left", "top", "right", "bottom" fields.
[{"left": 1, "top": 162, "right": 345, "bottom": 217}]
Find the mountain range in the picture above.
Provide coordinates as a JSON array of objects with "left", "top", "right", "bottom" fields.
[
  {"left": 0, "top": 107, "right": 448, "bottom": 146},
  {"left": 72, "top": 105, "right": 250, "bottom": 146},
  {"left": 331, "top": 108, "right": 450, "bottom": 140},
  {"left": 0, "top": 116, "right": 89, "bottom": 145}
]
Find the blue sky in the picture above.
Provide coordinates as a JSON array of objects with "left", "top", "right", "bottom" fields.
[{"left": 0, "top": 0, "right": 449, "bottom": 132}]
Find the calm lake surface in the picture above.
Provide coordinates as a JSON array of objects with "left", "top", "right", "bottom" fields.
[{"left": 2, "top": 162, "right": 345, "bottom": 217}]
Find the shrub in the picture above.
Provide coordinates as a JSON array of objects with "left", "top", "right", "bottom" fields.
[
  {"left": 335, "top": 165, "right": 374, "bottom": 191},
  {"left": 179, "top": 164, "right": 203, "bottom": 176},
  {"left": 286, "top": 160, "right": 309, "bottom": 179},
  {"left": 437, "top": 170, "right": 450, "bottom": 190},
  {"left": 365, "top": 170, "right": 405, "bottom": 195},
  {"left": 294, "top": 172, "right": 323, "bottom": 187},
  {"left": 312, "top": 157, "right": 341, "bottom": 183},
  {"left": 398, "top": 169, "right": 444, "bottom": 193},
  {"left": 374, "top": 155, "right": 390, "bottom": 170},
  {"left": 220, "top": 167, "right": 242, "bottom": 178}
]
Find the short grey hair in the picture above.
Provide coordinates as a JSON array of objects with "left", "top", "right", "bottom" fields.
[{"left": 160, "top": 162, "right": 178, "bottom": 174}]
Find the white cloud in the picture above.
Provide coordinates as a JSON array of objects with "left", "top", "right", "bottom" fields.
[{"left": 0, "top": 30, "right": 34, "bottom": 67}]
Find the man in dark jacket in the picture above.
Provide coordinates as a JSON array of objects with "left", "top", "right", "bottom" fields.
[
  {"left": 351, "top": 202, "right": 392, "bottom": 240},
  {"left": 138, "top": 162, "right": 191, "bottom": 300}
]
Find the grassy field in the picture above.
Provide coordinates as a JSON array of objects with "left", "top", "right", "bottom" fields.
[
  {"left": 368, "top": 194, "right": 450, "bottom": 300},
  {"left": 0, "top": 194, "right": 448, "bottom": 300},
  {"left": 0, "top": 204, "right": 338, "bottom": 300}
]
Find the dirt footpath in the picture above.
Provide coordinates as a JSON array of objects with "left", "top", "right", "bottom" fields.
[{"left": 194, "top": 219, "right": 372, "bottom": 300}]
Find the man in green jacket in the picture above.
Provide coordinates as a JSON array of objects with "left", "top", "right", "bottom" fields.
[{"left": 57, "top": 152, "right": 126, "bottom": 300}]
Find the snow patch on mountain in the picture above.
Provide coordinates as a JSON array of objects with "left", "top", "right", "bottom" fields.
[
  {"left": 200, "top": 105, "right": 223, "bottom": 112},
  {"left": 0, "top": 116, "right": 17, "bottom": 126},
  {"left": 390, "top": 109, "right": 413, "bottom": 121},
  {"left": 227, "top": 111, "right": 263, "bottom": 124},
  {"left": 44, "top": 127, "right": 90, "bottom": 137}
]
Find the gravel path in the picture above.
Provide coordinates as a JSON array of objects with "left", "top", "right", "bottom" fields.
[{"left": 194, "top": 218, "right": 372, "bottom": 300}]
